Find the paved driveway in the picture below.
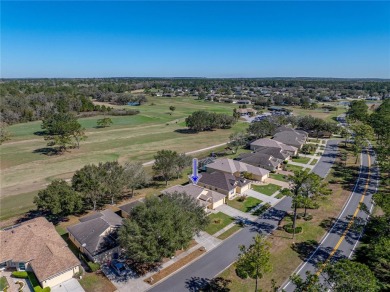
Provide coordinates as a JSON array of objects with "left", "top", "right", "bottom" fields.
[
  {"left": 51, "top": 279, "right": 85, "bottom": 292},
  {"left": 244, "top": 189, "right": 278, "bottom": 205},
  {"left": 216, "top": 204, "right": 256, "bottom": 221}
]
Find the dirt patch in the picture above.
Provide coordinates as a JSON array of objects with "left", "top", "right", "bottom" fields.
[{"left": 145, "top": 247, "right": 206, "bottom": 285}]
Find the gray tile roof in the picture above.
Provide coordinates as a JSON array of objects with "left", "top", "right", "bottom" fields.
[
  {"left": 67, "top": 209, "right": 122, "bottom": 256},
  {"left": 237, "top": 152, "right": 282, "bottom": 171},
  {"left": 273, "top": 131, "right": 306, "bottom": 148},
  {"left": 254, "top": 147, "right": 291, "bottom": 160},
  {"left": 250, "top": 138, "right": 297, "bottom": 153},
  {"left": 206, "top": 158, "right": 270, "bottom": 178},
  {"left": 199, "top": 171, "right": 250, "bottom": 192},
  {"left": 118, "top": 199, "right": 144, "bottom": 216}
]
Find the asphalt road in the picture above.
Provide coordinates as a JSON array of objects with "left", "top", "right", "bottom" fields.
[
  {"left": 311, "top": 139, "right": 339, "bottom": 178},
  {"left": 149, "top": 140, "right": 339, "bottom": 292},
  {"left": 282, "top": 146, "right": 379, "bottom": 291}
]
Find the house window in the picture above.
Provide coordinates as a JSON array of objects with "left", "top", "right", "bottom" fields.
[{"left": 18, "top": 262, "right": 26, "bottom": 271}]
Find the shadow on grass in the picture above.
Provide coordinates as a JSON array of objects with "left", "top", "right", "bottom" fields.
[
  {"left": 33, "top": 131, "right": 46, "bottom": 136},
  {"left": 174, "top": 128, "right": 199, "bottom": 134},
  {"left": 32, "top": 147, "right": 58, "bottom": 156}
]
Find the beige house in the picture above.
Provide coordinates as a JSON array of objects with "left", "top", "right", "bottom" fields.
[
  {"left": 0, "top": 217, "right": 81, "bottom": 288},
  {"left": 67, "top": 209, "right": 123, "bottom": 263},
  {"left": 198, "top": 171, "right": 251, "bottom": 199},
  {"left": 162, "top": 184, "right": 226, "bottom": 210},
  {"left": 206, "top": 158, "right": 270, "bottom": 182}
]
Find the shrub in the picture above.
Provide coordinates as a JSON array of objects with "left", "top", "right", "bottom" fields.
[
  {"left": 303, "top": 214, "right": 313, "bottom": 221},
  {"left": 87, "top": 261, "right": 100, "bottom": 272},
  {"left": 213, "top": 218, "right": 222, "bottom": 224},
  {"left": 283, "top": 224, "right": 303, "bottom": 234},
  {"left": 11, "top": 271, "right": 28, "bottom": 279},
  {"left": 236, "top": 266, "right": 248, "bottom": 279},
  {"left": 283, "top": 160, "right": 288, "bottom": 164},
  {"left": 237, "top": 196, "right": 247, "bottom": 202}
]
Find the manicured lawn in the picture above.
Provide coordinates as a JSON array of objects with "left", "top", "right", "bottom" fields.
[
  {"left": 0, "top": 277, "right": 8, "bottom": 291},
  {"left": 269, "top": 173, "right": 288, "bottom": 182},
  {"left": 275, "top": 192, "right": 285, "bottom": 199},
  {"left": 310, "top": 159, "right": 319, "bottom": 165},
  {"left": 55, "top": 225, "right": 67, "bottom": 236},
  {"left": 227, "top": 197, "right": 262, "bottom": 212},
  {"left": 0, "top": 190, "right": 38, "bottom": 221},
  {"left": 79, "top": 273, "right": 117, "bottom": 292},
  {"left": 284, "top": 164, "right": 304, "bottom": 172},
  {"left": 251, "top": 184, "right": 281, "bottom": 196},
  {"left": 217, "top": 225, "right": 242, "bottom": 240},
  {"left": 292, "top": 157, "right": 311, "bottom": 164},
  {"left": 204, "top": 212, "right": 235, "bottom": 235}
]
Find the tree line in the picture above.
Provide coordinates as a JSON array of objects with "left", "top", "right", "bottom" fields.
[{"left": 185, "top": 111, "right": 236, "bottom": 132}]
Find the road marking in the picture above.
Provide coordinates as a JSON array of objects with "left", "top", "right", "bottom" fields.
[{"left": 315, "top": 153, "right": 371, "bottom": 275}]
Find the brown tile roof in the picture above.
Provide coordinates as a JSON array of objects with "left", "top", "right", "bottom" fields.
[{"left": 0, "top": 217, "right": 80, "bottom": 283}]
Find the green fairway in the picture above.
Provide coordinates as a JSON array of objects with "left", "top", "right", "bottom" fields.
[
  {"left": 204, "top": 212, "right": 235, "bottom": 235},
  {"left": 1, "top": 97, "right": 247, "bottom": 205},
  {"left": 251, "top": 184, "right": 281, "bottom": 196},
  {"left": 227, "top": 196, "right": 262, "bottom": 212},
  {"left": 0, "top": 190, "right": 38, "bottom": 221},
  {"left": 292, "top": 156, "right": 311, "bottom": 164}
]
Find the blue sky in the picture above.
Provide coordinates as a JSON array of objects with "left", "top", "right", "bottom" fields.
[{"left": 2, "top": 1, "right": 390, "bottom": 78}]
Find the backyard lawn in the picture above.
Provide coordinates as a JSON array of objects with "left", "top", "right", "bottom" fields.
[
  {"left": 204, "top": 212, "right": 235, "bottom": 235},
  {"left": 269, "top": 173, "right": 288, "bottom": 182},
  {"left": 227, "top": 196, "right": 262, "bottom": 212},
  {"left": 292, "top": 157, "right": 311, "bottom": 164},
  {"left": 251, "top": 184, "right": 281, "bottom": 196}
]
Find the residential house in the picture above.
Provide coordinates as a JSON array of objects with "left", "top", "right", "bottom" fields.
[
  {"left": 118, "top": 199, "right": 144, "bottom": 218},
  {"left": 273, "top": 126, "right": 308, "bottom": 138},
  {"left": 254, "top": 147, "right": 292, "bottom": 161},
  {"left": 198, "top": 171, "right": 251, "bottom": 199},
  {"left": 236, "top": 152, "right": 283, "bottom": 171},
  {"left": 273, "top": 130, "right": 307, "bottom": 149},
  {"left": 236, "top": 108, "right": 257, "bottom": 116},
  {"left": 0, "top": 217, "right": 81, "bottom": 288},
  {"left": 67, "top": 209, "right": 123, "bottom": 263},
  {"left": 250, "top": 138, "right": 298, "bottom": 156},
  {"left": 206, "top": 158, "right": 270, "bottom": 182},
  {"left": 162, "top": 184, "right": 226, "bottom": 210},
  {"left": 237, "top": 100, "right": 252, "bottom": 105}
]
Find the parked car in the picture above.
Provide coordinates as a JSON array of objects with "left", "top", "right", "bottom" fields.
[{"left": 111, "top": 260, "right": 128, "bottom": 276}]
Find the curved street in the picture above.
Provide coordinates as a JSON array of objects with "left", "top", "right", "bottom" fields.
[
  {"left": 282, "top": 146, "right": 379, "bottom": 291},
  {"left": 148, "top": 140, "right": 339, "bottom": 292}
]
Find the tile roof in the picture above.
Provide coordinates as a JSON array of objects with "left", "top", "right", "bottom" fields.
[
  {"left": 67, "top": 209, "right": 122, "bottom": 256},
  {"left": 238, "top": 152, "right": 282, "bottom": 170},
  {"left": 273, "top": 131, "right": 306, "bottom": 147},
  {"left": 162, "top": 184, "right": 226, "bottom": 206},
  {"left": 199, "top": 171, "right": 250, "bottom": 192},
  {"left": 206, "top": 158, "right": 270, "bottom": 178},
  {"left": 253, "top": 147, "right": 291, "bottom": 160},
  {"left": 0, "top": 217, "right": 80, "bottom": 283},
  {"left": 250, "top": 138, "right": 297, "bottom": 153},
  {"left": 118, "top": 199, "right": 144, "bottom": 216}
]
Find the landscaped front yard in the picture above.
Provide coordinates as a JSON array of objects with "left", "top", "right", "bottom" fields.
[
  {"left": 227, "top": 196, "right": 262, "bottom": 212},
  {"left": 79, "top": 273, "right": 117, "bottom": 292},
  {"left": 269, "top": 173, "right": 288, "bottom": 182},
  {"left": 204, "top": 212, "right": 235, "bottom": 235},
  {"left": 292, "top": 157, "right": 311, "bottom": 164},
  {"left": 284, "top": 164, "right": 305, "bottom": 172},
  {"left": 252, "top": 184, "right": 281, "bottom": 196},
  {"left": 310, "top": 158, "right": 318, "bottom": 165},
  {"left": 0, "top": 276, "right": 8, "bottom": 291}
]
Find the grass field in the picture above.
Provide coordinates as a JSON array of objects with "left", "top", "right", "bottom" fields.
[
  {"left": 251, "top": 184, "right": 281, "bottom": 196},
  {"left": 269, "top": 173, "right": 288, "bottom": 182},
  {"left": 292, "top": 157, "right": 311, "bottom": 164},
  {"left": 310, "top": 158, "right": 318, "bottom": 165},
  {"left": 204, "top": 212, "right": 235, "bottom": 235},
  {"left": 227, "top": 196, "right": 262, "bottom": 212},
  {"left": 0, "top": 97, "right": 245, "bottom": 213}
]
